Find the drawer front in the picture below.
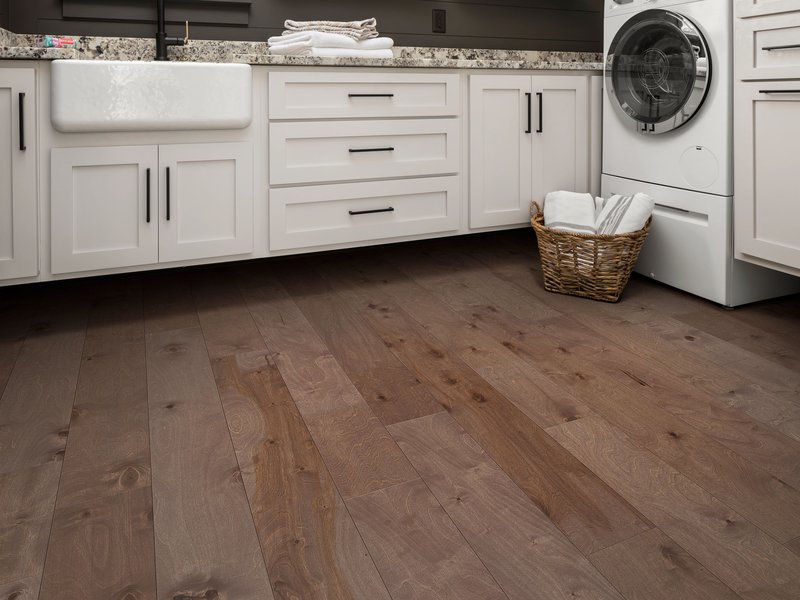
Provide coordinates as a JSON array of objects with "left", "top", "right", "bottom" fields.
[
  {"left": 269, "top": 119, "right": 460, "bottom": 185},
  {"left": 736, "top": 0, "right": 800, "bottom": 18},
  {"left": 268, "top": 71, "right": 460, "bottom": 119},
  {"left": 269, "top": 177, "right": 460, "bottom": 251},
  {"left": 737, "top": 11, "right": 800, "bottom": 79}
]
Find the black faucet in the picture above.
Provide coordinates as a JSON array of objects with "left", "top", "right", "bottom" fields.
[{"left": 155, "top": 0, "right": 185, "bottom": 61}]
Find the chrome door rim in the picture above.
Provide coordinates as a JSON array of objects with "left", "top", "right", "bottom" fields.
[{"left": 606, "top": 9, "right": 712, "bottom": 135}]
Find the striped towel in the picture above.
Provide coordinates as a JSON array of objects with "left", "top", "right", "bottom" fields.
[
  {"left": 595, "top": 193, "right": 655, "bottom": 235},
  {"left": 283, "top": 18, "right": 379, "bottom": 41}
]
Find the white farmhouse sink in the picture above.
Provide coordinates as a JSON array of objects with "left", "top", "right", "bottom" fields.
[{"left": 50, "top": 60, "right": 252, "bottom": 132}]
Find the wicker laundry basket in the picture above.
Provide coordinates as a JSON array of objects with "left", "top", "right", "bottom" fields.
[{"left": 530, "top": 203, "right": 651, "bottom": 303}]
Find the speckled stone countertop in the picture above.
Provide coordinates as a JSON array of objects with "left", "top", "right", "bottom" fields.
[{"left": 0, "top": 28, "right": 602, "bottom": 70}]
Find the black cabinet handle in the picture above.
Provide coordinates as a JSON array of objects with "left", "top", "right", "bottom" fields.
[
  {"left": 348, "top": 93, "right": 394, "bottom": 98},
  {"left": 536, "top": 92, "right": 543, "bottom": 133},
  {"left": 759, "top": 89, "right": 800, "bottom": 94},
  {"left": 525, "top": 92, "right": 532, "bottom": 134},
  {"left": 762, "top": 43, "right": 800, "bottom": 51},
  {"left": 349, "top": 207, "right": 394, "bottom": 216},
  {"left": 165, "top": 166, "right": 170, "bottom": 221},
  {"left": 146, "top": 168, "right": 151, "bottom": 223},
  {"left": 18, "top": 92, "right": 26, "bottom": 151},
  {"left": 349, "top": 147, "right": 395, "bottom": 153}
]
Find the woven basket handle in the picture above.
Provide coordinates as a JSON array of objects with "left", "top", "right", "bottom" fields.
[{"left": 530, "top": 201, "right": 543, "bottom": 217}]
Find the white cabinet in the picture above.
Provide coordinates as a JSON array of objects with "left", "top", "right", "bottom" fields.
[
  {"left": 267, "top": 70, "right": 461, "bottom": 252},
  {"left": 469, "top": 74, "right": 590, "bottom": 228},
  {"left": 51, "top": 142, "right": 253, "bottom": 274},
  {"left": 736, "top": 0, "right": 800, "bottom": 18},
  {"left": 735, "top": 7, "right": 800, "bottom": 275},
  {"left": 0, "top": 67, "right": 37, "bottom": 280},
  {"left": 734, "top": 84, "right": 800, "bottom": 271}
]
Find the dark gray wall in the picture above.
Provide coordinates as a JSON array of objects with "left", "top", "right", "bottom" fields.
[
  {"left": 8, "top": 0, "right": 603, "bottom": 51},
  {"left": 0, "top": 0, "right": 9, "bottom": 30}
]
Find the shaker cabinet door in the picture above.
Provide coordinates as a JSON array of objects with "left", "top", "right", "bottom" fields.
[
  {"left": 0, "top": 68, "right": 37, "bottom": 280},
  {"left": 51, "top": 145, "right": 159, "bottom": 274}
]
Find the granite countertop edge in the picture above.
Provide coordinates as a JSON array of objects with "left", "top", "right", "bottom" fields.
[{"left": 0, "top": 29, "right": 603, "bottom": 71}]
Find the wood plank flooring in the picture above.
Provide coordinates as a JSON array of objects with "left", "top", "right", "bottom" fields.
[{"left": 1, "top": 228, "right": 799, "bottom": 600}]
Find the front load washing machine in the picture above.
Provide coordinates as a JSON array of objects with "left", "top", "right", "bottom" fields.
[{"left": 601, "top": 0, "right": 799, "bottom": 306}]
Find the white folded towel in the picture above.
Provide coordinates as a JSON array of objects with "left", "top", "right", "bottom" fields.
[
  {"left": 595, "top": 193, "right": 655, "bottom": 235},
  {"left": 543, "top": 191, "right": 597, "bottom": 234},
  {"left": 284, "top": 18, "right": 379, "bottom": 40},
  {"left": 268, "top": 32, "right": 394, "bottom": 52},
  {"left": 269, "top": 46, "right": 394, "bottom": 58}
]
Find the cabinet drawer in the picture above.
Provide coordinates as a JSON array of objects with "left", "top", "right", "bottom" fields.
[
  {"left": 269, "top": 119, "right": 460, "bottom": 185},
  {"left": 736, "top": 11, "right": 800, "bottom": 79},
  {"left": 736, "top": 0, "right": 800, "bottom": 18},
  {"left": 269, "top": 177, "right": 460, "bottom": 251},
  {"left": 268, "top": 71, "right": 460, "bottom": 119}
]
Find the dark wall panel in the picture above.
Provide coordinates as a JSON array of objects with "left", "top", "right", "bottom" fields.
[
  {"left": 0, "top": 0, "right": 8, "bottom": 29},
  {"left": 8, "top": 0, "right": 603, "bottom": 51}
]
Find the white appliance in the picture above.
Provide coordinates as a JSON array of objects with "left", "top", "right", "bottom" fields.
[{"left": 602, "top": 0, "right": 800, "bottom": 306}]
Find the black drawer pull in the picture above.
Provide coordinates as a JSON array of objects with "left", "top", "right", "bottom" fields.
[
  {"left": 349, "top": 147, "right": 395, "bottom": 153},
  {"left": 762, "top": 43, "right": 800, "bottom": 51},
  {"left": 759, "top": 89, "right": 800, "bottom": 94},
  {"left": 348, "top": 93, "right": 394, "bottom": 98},
  {"left": 146, "top": 168, "right": 151, "bottom": 223},
  {"left": 536, "top": 92, "right": 543, "bottom": 133},
  {"left": 166, "top": 166, "right": 171, "bottom": 221},
  {"left": 525, "top": 92, "right": 532, "bottom": 134},
  {"left": 349, "top": 207, "right": 395, "bottom": 216},
  {"left": 18, "top": 92, "right": 26, "bottom": 151}
]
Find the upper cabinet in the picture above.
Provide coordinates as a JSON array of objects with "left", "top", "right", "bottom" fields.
[
  {"left": 469, "top": 74, "right": 592, "bottom": 229},
  {"left": 735, "top": 5, "right": 800, "bottom": 274},
  {"left": 736, "top": 0, "right": 800, "bottom": 18},
  {"left": 0, "top": 67, "right": 38, "bottom": 280}
]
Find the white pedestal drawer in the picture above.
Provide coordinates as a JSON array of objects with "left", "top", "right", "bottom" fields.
[
  {"left": 269, "top": 176, "right": 460, "bottom": 251},
  {"left": 269, "top": 119, "right": 460, "bottom": 185}
]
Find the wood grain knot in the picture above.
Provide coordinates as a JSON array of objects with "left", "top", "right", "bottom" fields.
[
  {"left": 667, "top": 431, "right": 680, "bottom": 439},
  {"left": 471, "top": 392, "right": 487, "bottom": 404},
  {"left": 684, "top": 335, "right": 696, "bottom": 341},
  {"left": 501, "top": 341, "right": 517, "bottom": 351},
  {"left": 172, "top": 591, "right": 219, "bottom": 600},
  {"left": 429, "top": 348, "right": 444, "bottom": 359}
]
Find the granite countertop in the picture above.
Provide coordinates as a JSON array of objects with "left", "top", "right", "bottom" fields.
[{"left": 0, "top": 28, "right": 603, "bottom": 70}]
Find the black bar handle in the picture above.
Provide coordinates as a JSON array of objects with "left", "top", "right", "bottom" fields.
[
  {"left": 762, "top": 43, "right": 800, "bottom": 51},
  {"left": 349, "top": 207, "right": 395, "bottom": 216},
  {"left": 349, "top": 147, "right": 395, "bottom": 153},
  {"left": 18, "top": 92, "right": 26, "bottom": 152},
  {"left": 348, "top": 93, "right": 394, "bottom": 98},
  {"left": 165, "top": 166, "right": 171, "bottom": 221},
  {"left": 536, "top": 92, "right": 543, "bottom": 133},
  {"left": 525, "top": 92, "right": 532, "bottom": 134},
  {"left": 759, "top": 89, "right": 800, "bottom": 94},
  {"left": 146, "top": 168, "right": 151, "bottom": 223}
]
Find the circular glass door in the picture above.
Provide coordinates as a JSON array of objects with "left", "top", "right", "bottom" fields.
[{"left": 605, "top": 9, "right": 711, "bottom": 134}]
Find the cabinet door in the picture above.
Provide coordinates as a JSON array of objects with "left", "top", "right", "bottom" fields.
[
  {"left": 469, "top": 75, "right": 533, "bottom": 228},
  {"left": 51, "top": 145, "right": 158, "bottom": 274},
  {"left": 531, "top": 76, "right": 590, "bottom": 204},
  {"left": 735, "top": 83, "right": 800, "bottom": 270},
  {"left": 158, "top": 142, "right": 253, "bottom": 263},
  {"left": 0, "top": 68, "right": 37, "bottom": 280}
]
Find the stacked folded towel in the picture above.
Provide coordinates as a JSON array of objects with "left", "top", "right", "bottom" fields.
[
  {"left": 269, "top": 18, "right": 394, "bottom": 58},
  {"left": 543, "top": 191, "right": 598, "bottom": 234},
  {"left": 543, "top": 191, "right": 654, "bottom": 235}
]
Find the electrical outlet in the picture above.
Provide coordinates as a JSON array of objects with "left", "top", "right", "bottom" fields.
[{"left": 432, "top": 9, "right": 446, "bottom": 34}]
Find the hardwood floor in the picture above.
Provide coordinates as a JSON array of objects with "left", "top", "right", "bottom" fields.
[{"left": 1, "top": 228, "right": 799, "bottom": 600}]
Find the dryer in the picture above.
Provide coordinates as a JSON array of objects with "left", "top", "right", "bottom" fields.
[{"left": 601, "top": 0, "right": 799, "bottom": 306}]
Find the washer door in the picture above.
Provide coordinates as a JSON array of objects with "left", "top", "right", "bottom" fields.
[{"left": 606, "top": 9, "right": 711, "bottom": 134}]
